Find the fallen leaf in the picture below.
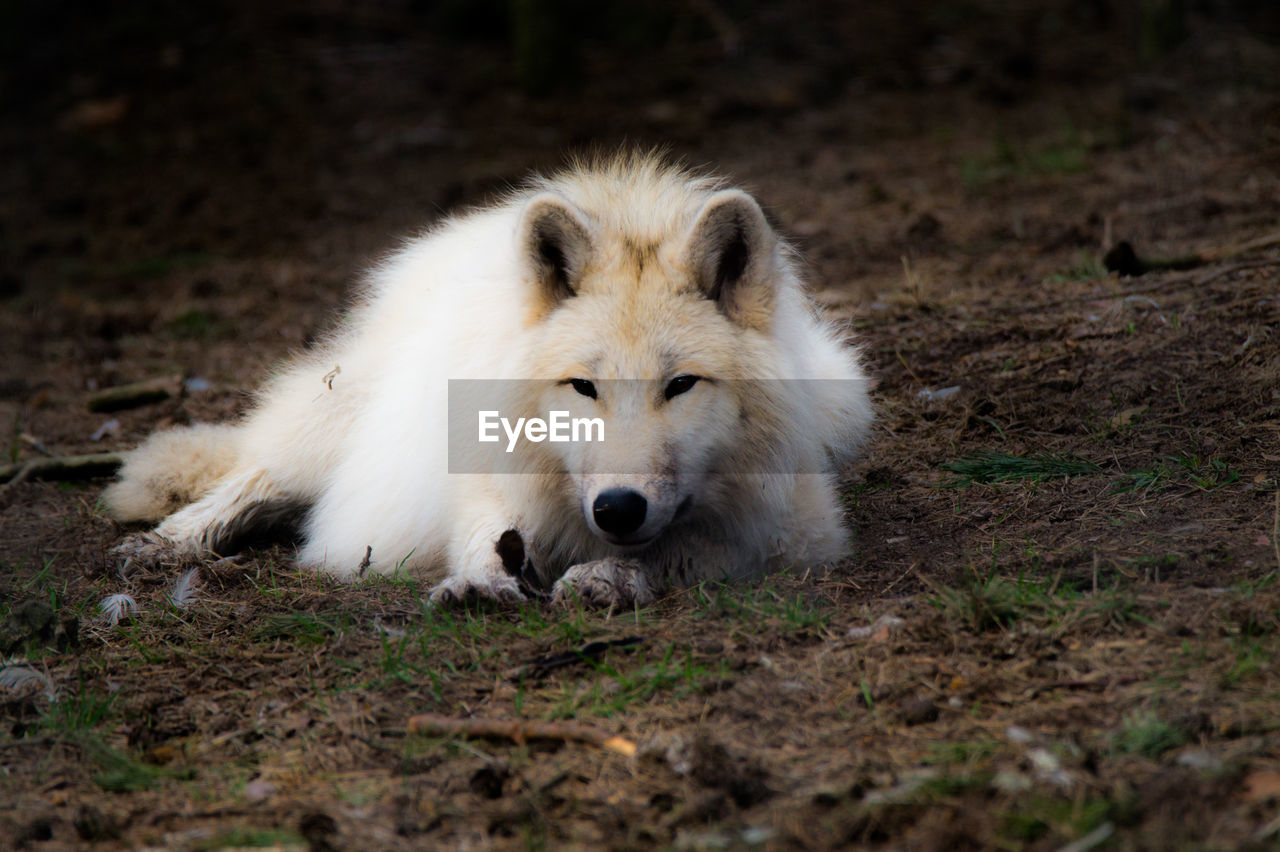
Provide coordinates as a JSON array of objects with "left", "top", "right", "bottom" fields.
[
  {"left": 1244, "top": 770, "right": 1280, "bottom": 802},
  {"left": 145, "top": 745, "right": 177, "bottom": 765},
  {"left": 59, "top": 96, "right": 129, "bottom": 130},
  {"left": 243, "top": 779, "right": 277, "bottom": 802},
  {"left": 847, "top": 614, "right": 904, "bottom": 641},
  {"left": 1108, "top": 406, "right": 1146, "bottom": 429}
]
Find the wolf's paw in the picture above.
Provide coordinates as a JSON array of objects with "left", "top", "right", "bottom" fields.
[
  {"left": 551, "top": 559, "right": 657, "bottom": 608},
  {"left": 109, "top": 532, "right": 185, "bottom": 577},
  {"left": 428, "top": 573, "right": 526, "bottom": 607}
]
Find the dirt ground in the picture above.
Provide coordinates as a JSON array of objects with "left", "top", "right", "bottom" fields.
[{"left": 2, "top": 2, "right": 1280, "bottom": 849}]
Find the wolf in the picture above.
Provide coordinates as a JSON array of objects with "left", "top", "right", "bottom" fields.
[{"left": 105, "top": 154, "right": 873, "bottom": 607}]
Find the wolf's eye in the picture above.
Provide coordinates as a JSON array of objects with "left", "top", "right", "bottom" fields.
[
  {"left": 664, "top": 375, "right": 700, "bottom": 401},
  {"left": 566, "top": 378, "right": 597, "bottom": 399}
]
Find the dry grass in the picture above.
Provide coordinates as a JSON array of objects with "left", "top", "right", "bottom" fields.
[{"left": 3, "top": 2, "right": 1280, "bottom": 848}]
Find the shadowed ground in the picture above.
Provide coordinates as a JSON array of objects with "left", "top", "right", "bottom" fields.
[{"left": 2, "top": 2, "right": 1279, "bottom": 848}]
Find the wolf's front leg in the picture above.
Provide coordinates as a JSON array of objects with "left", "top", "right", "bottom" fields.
[
  {"left": 551, "top": 558, "right": 665, "bottom": 608},
  {"left": 550, "top": 528, "right": 768, "bottom": 608},
  {"left": 112, "top": 468, "right": 289, "bottom": 572},
  {"left": 429, "top": 526, "right": 527, "bottom": 605},
  {"left": 429, "top": 486, "right": 528, "bottom": 606}
]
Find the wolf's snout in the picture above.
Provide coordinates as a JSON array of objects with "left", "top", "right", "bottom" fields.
[{"left": 592, "top": 489, "right": 648, "bottom": 537}]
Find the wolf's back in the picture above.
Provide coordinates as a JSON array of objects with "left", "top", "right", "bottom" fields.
[{"left": 103, "top": 424, "right": 241, "bottom": 522}]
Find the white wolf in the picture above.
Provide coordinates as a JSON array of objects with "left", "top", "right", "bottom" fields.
[{"left": 105, "top": 154, "right": 873, "bottom": 606}]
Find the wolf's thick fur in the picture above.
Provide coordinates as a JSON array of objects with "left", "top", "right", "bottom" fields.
[{"left": 105, "top": 154, "right": 873, "bottom": 606}]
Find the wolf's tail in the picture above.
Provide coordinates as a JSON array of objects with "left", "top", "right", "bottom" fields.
[{"left": 103, "top": 424, "right": 241, "bottom": 522}]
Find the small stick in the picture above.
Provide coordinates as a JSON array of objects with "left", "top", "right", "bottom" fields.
[
  {"left": 1206, "top": 229, "right": 1280, "bottom": 262},
  {"left": 1032, "top": 675, "right": 1143, "bottom": 695},
  {"left": 1104, "top": 229, "right": 1280, "bottom": 277},
  {"left": 87, "top": 375, "right": 183, "bottom": 412},
  {"left": 1273, "top": 490, "right": 1279, "bottom": 573},
  {"left": 0, "top": 452, "right": 123, "bottom": 485},
  {"left": 0, "top": 735, "right": 85, "bottom": 752},
  {"left": 1058, "top": 822, "right": 1115, "bottom": 852},
  {"left": 18, "top": 433, "right": 54, "bottom": 456},
  {"left": 880, "top": 562, "right": 916, "bottom": 596},
  {"left": 1025, "top": 258, "right": 1278, "bottom": 312},
  {"left": 406, "top": 712, "right": 637, "bottom": 757}
]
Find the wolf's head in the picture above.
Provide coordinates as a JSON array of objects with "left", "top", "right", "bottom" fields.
[{"left": 514, "top": 170, "right": 795, "bottom": 548}]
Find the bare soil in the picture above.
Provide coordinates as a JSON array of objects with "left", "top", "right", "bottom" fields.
[{"left": 2, "top": 2, "right": 1279, "bottom": 849}]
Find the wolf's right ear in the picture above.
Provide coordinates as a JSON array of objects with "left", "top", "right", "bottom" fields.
[
  {"left": 686, "top": 190, "right": 778, "bottom": 330},
  {"left": 519, "top": 193, "right": 594, "bottom": 312}
]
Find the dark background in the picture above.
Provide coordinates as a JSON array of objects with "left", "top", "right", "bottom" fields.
[
  {"left": 4, "top": 0, "right": 1277, "bottom": 310},
  {"left": 3, "top": 4, "right": 1280, "bottom": 849}
]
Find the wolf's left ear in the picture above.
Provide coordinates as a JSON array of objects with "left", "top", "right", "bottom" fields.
[
  {"left": 686, "top": 190, "right": 778, "bottom": 328},
  {"left": 519, "top": 193, "right": 594, "bottom": 311}
]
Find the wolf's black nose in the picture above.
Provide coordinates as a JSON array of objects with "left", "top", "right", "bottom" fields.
[{"left": 592, "top": 489, "right": 648, "bottom": 537}]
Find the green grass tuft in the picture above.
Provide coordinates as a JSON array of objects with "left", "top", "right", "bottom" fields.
[
  {"left": 1046, "top": 250, "right": 1108, "bottom": 284},
  {"left": 960, "top": 128, "right": 1093, "bottom": 190},
  {"left": 943, "top": 449, "right": 1241, "bottom": 495},
  {"left": 1111, "top": 711, "right": 1187, "bottom": 758},
  {"left": 168, "top": 308, "right": 233, "bottom": 340},
  {"left": 39, "top": 686, "right": 115, "bottom": 734},
  {"left": 194, "top": 828, "right": 306, "bottom": 850},
  {"left": 252, "top": 611, "right": 348, "bottom": 644},
  {"left": 1113, "top": 453, "right": 1240, "bottom": 495},
  {"left": 923, "top": 739, "right": 1000, "bottom": 767},
  {"left": 941, "top": 451, "right": 1102, "bottom": 487},
  {"left": 548, "top": 642, "right": 724, "bottom": 718},
  {"left": 83, "top": 736, "right": 196, "bottom": 792},
  {"left": 928, "top": 569, "right": 1068, "bottom": 631},
  {"left": 694, "top": 580, "right": 832, "bottom": 633},
  {"left": 1001, "top": 795, "right": 1113, "bottom": 845}
]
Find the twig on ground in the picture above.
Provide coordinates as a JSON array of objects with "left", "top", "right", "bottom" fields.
[
  {"left": 18, "top": 433, "right": 54, "bottom": 456},
  {"left": 1104, "top": 230, "right": 1280, "bottom": 277},
  {"left": 507, "top": 636, "right": 644, "bottom": 681},
  {"left": 1208, "top": 229, "right": 1280, "bottom": 261},
  {"left": 1058, "top": 821, "right": 1116, "bottom": 852},
  {"left": 86, "top": 375, "right": 182, "bottom": 412},
  {"left": 1273, "top": 491, "right": 1279, "bottom": 572},
  {"left": 0, "top": 452, "right": 123, "bottom": 485},
  {"left": 880, "top": 563, "right": 916, "bottom": 595},
  {"left": 350, "top": 732, "right": 401, "bottom": 755},
  {"left": 1148, "top": 259, "right": 1279, "bottom": 294},
  {"left": 1006, "top": 258, "right": 1280, "bottom": 314},
  {"left": 894, "top": 346, "right": 923, "bottom": 386},
  {"left": 0, "top": 735, "right": 85, "bottom": 752},
  {"left": 405, "top": 712, "right": 637, "bottom": 757},
  {"left": 1032, "top": 675, "right": 1143, "bottom": 696}
]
